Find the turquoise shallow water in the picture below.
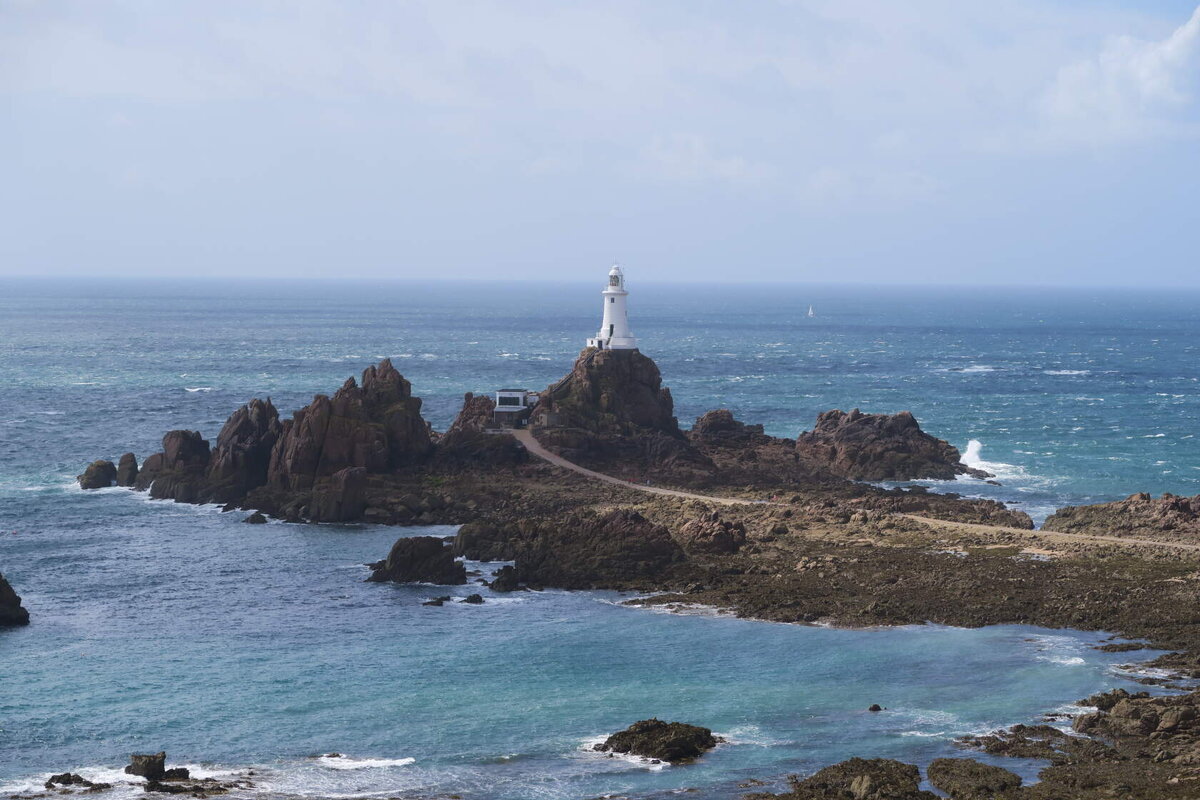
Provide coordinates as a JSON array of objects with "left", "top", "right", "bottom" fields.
[{"left": 0, "top": 278, "right": 1195, "bottom": 798}]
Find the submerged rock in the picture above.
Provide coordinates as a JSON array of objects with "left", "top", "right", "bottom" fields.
[
  {"left": 795, "top": 409, "right": 987, "bottom": 482},
  {"left": 367, "top": 536, "right": 466, "bottom": 585},
  {"left": 45, "top": 773, "right": 111, "bottom": 791},
  {"left": 243, "top": 512, "right": 268, "bottom": 524},
  {"left": 460, "top": 593, "right": 485, "bottom": 604},
  {"left": 593, "top": 719, "right": 720, "bottom": 763},
  {"left": 77, "top": 459, "right": 117, "bottom": 489},
  {"left": 0, "top": 572, "right": 30, "bottom": 626},
  {"left": 926, "top": 758, "right": 1021, "bottom": 799}
]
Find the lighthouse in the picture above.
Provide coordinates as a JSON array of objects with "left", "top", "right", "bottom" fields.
[{"left": 586, "top": 265, "right": 638, "bottom": 350}]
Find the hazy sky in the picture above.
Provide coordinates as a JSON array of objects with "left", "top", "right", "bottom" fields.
[{"left": 3, "top": 1, "right": 1199, "bottom": 285}]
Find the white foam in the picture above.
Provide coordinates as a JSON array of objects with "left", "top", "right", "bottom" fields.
[
  {"left": 185, "top": 387, "right": 213, "bottom": 392},
  {"left": 961, "top": 364, "right": 996, "bottom": 373},
  {"left": 317, "top": 754, "right": 416, "bottom": 770},
  {"left": 1044, "top": 369, "right": 1090, "bottom": 376},
  {"left": 578, "top": 736, "right": 669, "bottom": 771}
]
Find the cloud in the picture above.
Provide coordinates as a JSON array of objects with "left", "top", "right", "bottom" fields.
[
  {"left": 636, "top": 134, "right": 770, "bottom": 186},
  {"left": 1040, "top": 4, "right": 1200, "bottom": 144}
]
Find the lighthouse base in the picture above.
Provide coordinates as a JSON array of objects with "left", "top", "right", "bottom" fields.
[{"left": 587, "top": 336, "right": 639, "bottom": 351}]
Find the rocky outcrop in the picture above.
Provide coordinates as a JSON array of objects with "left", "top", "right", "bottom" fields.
[
  {"left": 269, "top": 359, "right": 432, "bottom": 492},
  {"left": 45, "top": 773, "right": 111, "bottom": 791},
  {"left": 795, "top": 409, "right": 987, "bottom": 482},
  {"left": 0, "top": 572, "right": 30, "bottom": 626},
  {"left": 514, "top": 509, "right": 684, "bottom": 589},
  {"left": 926, "top": 758, "right": 1021, "bottom": 799},
  {"left": 204, "top": 398, "right": 282, "bottom": 503},
  {"left": 77, "top": 459, "right": 117, "bottom": 489},
  {"left": 135, "top": 430, "right": 212, "bottom": 501},
  {"left": 126, "top": 752, "right": 167, "bottom": 780},
  {"left": 116, "top": 453, "right": 139, "bottom": 486},
  {"left": 533, "top": 349, "right": 712, "bottom": 479},
  {"left": 593, "top": 719, "right": 720, "bottom": 763},
  {"left": 1044, "top": 492, "right": 1200, "bottom": 543},
  {"left": 452, "top": 521, "right": 518, "bottom": 562},
  {"left": 367, "top": 536, "right": 467, "bottom": 585},
  {"left": 437, "top": 392, "right": 527, "bottom": 465},
  {"left": 690, "top": 409, "right": 769, "bottom": 445},
  {"left": 675, "top": 510, "right": 746, "bottom": 554},
  {"left": 751, "top": 758, "right": 936, "bottom": 800}
]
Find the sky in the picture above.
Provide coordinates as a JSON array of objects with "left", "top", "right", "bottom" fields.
[{"left": 2, "top": 0, "right": 1199, "bottom": 286}]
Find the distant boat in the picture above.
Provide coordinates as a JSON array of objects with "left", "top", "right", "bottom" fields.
[{"left": 807, "top": 305, "right": 815, "bottom": 318}]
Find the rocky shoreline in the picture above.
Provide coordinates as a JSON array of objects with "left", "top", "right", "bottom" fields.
[{"left": 62, "top": 349, "right": 1200, "bottom": 799}]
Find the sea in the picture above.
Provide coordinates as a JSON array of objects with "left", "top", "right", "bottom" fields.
[{"left": 1, "top": 277, "right": 1197, "bottom": 799}]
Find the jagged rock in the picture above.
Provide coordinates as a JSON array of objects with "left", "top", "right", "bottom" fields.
[
  {"left": 135, "top": 431, "right": 212, "bottom": 502},
  {"left": 1044, "top": 492, "right": 1200, "bottom": 542},
  {"left": 116, "top": 453, "right": 139, "bottom": 486},
  {"left": 795, "top": 409, "right": 987, "bottom": 481},
  {"left": 515, "top": 509, "right": 684, "bottom": 590},
  {"left": 438, "top": 392, "right": 527, "bottom": 465},
  {"left": 269, "top": 359, "right": 432, "bottom": 494},
  {"left": 593, "top": 719, "right": 720, "bottom": 763},
  {"left": 460, "top": 593, "right": 485, "bottom": 604},
  {"left": 756, "top": 757, "right": 936, "bottom": 800},
  {"left": 125, "top": 752, "right": 167, "bottom": 780},
  {"left": 676, "top": 510, "right": 747, "bottom": 554},
  {"left": 532, "top": 348, "right": 712, "bottom": 478},
  {"left": 204, "top": 398, "right": 282, "bottom": 503},
  {"left": 0, "top": 572, "right": 30, "bottom": 626},
  {"left": 926, "top": 758, "right": 1021, "bottom": 799},
  {"left": 367, "top": 536, "right": 466, "bottom": 585},
  {"left": 77, "top": 459, "right": 117, "bottom": 489}
]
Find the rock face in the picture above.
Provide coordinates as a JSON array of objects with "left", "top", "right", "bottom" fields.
[
  {"left": 115, "top": 453, "right": 139, "bottom": 487},
  {"left": 514, "top": 509, "right": 684, "bottom": 589},
  {"left": 1044, "top": 492, "right": 1200, "bottom": 543},
  {"left": 452, "top": 521, "right": 518, "bottom": 562},
  {"left": 0, "top": 573, "right": 30, "bottom": 626},
  {"left": 593, "top": 719, "right": 720, "bottom": 763},
  {"left": 795, "top": 409, "right": 986, "bottom": 482},
  {"left": 77, "top": 459, "right": 117, "bottom": 489},
  {"left": 204, "top": 398, "right": 282, "bottom": 503},
  {"left": 925, "top": 758, "right": 1021, "bottom": 799},
  {"left": 135, "top": 430, "right": 212, "bottom": 501},
  {"left": 437, "top": 392, "right": 527, "bottom": 465},
  {"left": 125, "top": 752, "right": 167, "bottom": 780},
  {"left": 367, "top": 536, "right": 467, "bottom": 585},
  {"left": 754, "top": 757, "right": 937, "bottom": 800},
  {"left": 675, "top": 510, "right": 747, "bottom": 554},
  {"left": 690, "top": 409, "right": 769, "bottom": 444},
  {"left": 532, "top": 348, "right": 711, "bottom": 478}
]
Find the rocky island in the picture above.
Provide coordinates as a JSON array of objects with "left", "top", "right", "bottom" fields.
[
  {"left": 0, "top": 572, "right": 30, "bottom": 626},
  {"left": 76, "top": 345, "right": 1200, "bottom": 799}
]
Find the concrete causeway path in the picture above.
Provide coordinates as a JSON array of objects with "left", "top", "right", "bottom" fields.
[
  {"left": 511, "top": 428, "right": 771, "bottom": 506},
  {"left": 514, "top": 430, "right": 1200, "bottom": 554}
]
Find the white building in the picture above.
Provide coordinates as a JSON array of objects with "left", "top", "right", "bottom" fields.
[
  {"left": 586, "top": 265, "right": 638, "bottom": 350},
  {"left": 492, "top": 389, "right": 538, "bottom": 427}
]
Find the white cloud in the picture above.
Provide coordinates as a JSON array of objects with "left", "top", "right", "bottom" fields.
[{"left": 1041, "top": 4, "right": 1200, "bottom": 144}]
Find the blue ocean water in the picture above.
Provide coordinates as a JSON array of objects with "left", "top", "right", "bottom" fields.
[{"left": 1, "top": 277, "right": 1195, "bottom": 799}]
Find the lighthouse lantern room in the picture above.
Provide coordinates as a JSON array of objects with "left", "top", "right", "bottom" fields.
[{"left": 586, "top": 265, "right": 638, "bottom": 350}]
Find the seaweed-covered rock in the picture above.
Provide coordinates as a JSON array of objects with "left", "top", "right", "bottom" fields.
[
  {"left": 0, "top": 572, "right": 30, "bottom": 626},
  {"left": 676, "top": 510, "right": 747, "bottom": 554},
  {"left": 515, "top": 509, "right": 684, "bottom": 589},
  {"left": 753, "top": 757, "right": 935, "bottom": 799},
  {"left": 77, "top": 459, "right": 117, "bottom": 489},
  {"left": 593, "top": 719, "right": 720, "bottom": 763},
  {"left": 367, "top": 536, "right": 466, "bottom": 585},
  {"left": 926, "top": 758, "right": 1021, "bottom": 799},
  {"left": 125, "top": 752, "right": 167, "bottom": 780},
  {"left": 795, "top": 409, "right": 986, "bottom": 482},
  {"left": 452, "top": 521, "right": 518, "bottom": 561}
]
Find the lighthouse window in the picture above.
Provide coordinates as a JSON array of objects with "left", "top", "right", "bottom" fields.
[
  {"left": 609, "top": 297, "right": 614, "bottom": 303},
  {"left": 609, "top": 275, "right": 619, "bottom": 286}
]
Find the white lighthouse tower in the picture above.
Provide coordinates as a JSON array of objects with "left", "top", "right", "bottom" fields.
[{"left": 586, "top": 265, "right": 638, "bottom": 350}]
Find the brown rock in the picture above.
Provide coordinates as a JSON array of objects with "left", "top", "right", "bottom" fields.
[
  {"left": 77, "top": 459, "right": 117, "bottom": 489},
  {"left": 125, "top": 752, "right": 166, "bottom": 781},
  {"left": 1044, "top": 492, "right": 1200, "bottom": 543},
  {"left": 593, "top": 719, "right": 720, "bottom": 763},
  {"left": 367, "top": 536, "right": 467, "bottom": 585},
  {"left": 926, "top": 758, "right": 1021, "bottom": 799},
  {"left": 116, "top": 452, "right": 139, "bottom": 486},
  {"left": 676, "top": 510, "right": 747, "bottom": 554},
  {"left": 204, "top": 398, "right": 282, "bottom": 502}
]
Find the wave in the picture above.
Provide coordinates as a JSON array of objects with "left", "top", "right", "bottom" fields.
[
  {"left": 577, "top": 736, "right": 669, "bottom": 771},
  {"left": 185, "top": 387, "right": 214, "bottom": 393},
  {"left": 1044, "top": 369, "right": 1090, "bottom": 376},
  {"left": 316, "top": 754, "right": 416, "bottom": 770}
]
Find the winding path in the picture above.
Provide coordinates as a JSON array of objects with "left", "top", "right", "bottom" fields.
[
  {"left": 511, "top": 429, "right": 771, "bottom": 506},
  {"left": 514, "top": 429, "right": 1200, "bottom": 555}
]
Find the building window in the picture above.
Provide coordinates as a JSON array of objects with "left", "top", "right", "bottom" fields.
[{"left": 497, "top": 396, "right": 521, "bottom": 406}]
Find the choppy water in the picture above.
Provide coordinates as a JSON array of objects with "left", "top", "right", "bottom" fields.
[{"left": 1, "top": 277, "right": 1195, "bottom": 799}]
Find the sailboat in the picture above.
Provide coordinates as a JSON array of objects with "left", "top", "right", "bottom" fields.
[{"left": 807, "top": 304, "right": 815, "bottom": 318}]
